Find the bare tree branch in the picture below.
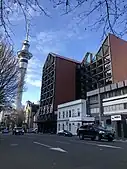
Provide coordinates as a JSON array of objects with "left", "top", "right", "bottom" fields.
[
  {"left": 51, "top": 0, "right": 127, "bottom": 37},
  {"left": 0, "top": 39, "right": 20, "bottom": 105}
]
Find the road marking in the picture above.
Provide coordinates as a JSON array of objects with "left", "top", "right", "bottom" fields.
[
  {"left": 69, "top": 140, "right": 123, "bottom": 149},
  {"left": 56, "top": 141, "right": 70, "bottom": 145},
  {"left": 33, "top": 141, "right": 67, "bottom": 153},
  {"left": 97, "top": 144, "right": 122, "bottom": 149},
  {"left": 33, "top": 141, "right": 51, "bottom": 148},
  {"left": 50, "top": 147, "right": 67, "bottom": 153},
  {"left": 10, "top": 144, "right": 18, "bottom": 146}
]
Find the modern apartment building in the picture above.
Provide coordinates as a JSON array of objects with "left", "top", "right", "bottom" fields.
[
  {"left": 38, "top": 34, "right": 127, "bottom": 133},
  {"left": 38, "top": 53, "right": 80, "bottom": 133},
  {"left": 80, "top": 34, "right": 127, "bottom": 98}
]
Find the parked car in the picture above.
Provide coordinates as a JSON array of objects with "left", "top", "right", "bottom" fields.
[
  {"left": 78, "top": 125, "right": 115, "bottom": 141},
  {"left": 12, "top": 127, "right": 24, "bottom": 135},
  {"left": 2, "top": 128, "right": 9, "bottom": 134},
  {"left": 57, "top": 130, "right": 73, "bottom": 137},
  {"left": 28, "top": 128, "right": 38, "bottom": 133}
]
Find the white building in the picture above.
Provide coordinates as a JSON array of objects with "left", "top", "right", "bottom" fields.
[{"left": 57, "top": 99, "right": 95, "bottom": 135}]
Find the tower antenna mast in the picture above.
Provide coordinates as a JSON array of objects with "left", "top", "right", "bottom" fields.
[{"left": 26, "top": 21, "right": 30, "bottom": 41}]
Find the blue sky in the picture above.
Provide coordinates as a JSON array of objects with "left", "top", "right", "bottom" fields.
[{"left": 8, "top": 1, "right": 109, "bottom": 105}]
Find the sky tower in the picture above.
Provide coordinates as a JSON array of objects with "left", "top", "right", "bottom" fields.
[{"left": 16, "top": 27, "right": 33, "bottom": 110}]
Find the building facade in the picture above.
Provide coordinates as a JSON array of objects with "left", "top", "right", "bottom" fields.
[
  {"left": 87, "top": 80, "right": 127, "bottom": 138},
  {"left": 80, "top": 34, "right": 127, "bottom": 97},
  {"left": 24, "top": 101, "right": 39, "bottom": 129},
  {"left": 38, "top": 53, "right": 80, "bottom": 133},
  {"left": 57, "top": 99, "right": 94, "bottom": 135}
]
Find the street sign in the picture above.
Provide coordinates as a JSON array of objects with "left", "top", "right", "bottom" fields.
[{"left": 111, "top": 115, "right": 121, "bottom": 121}]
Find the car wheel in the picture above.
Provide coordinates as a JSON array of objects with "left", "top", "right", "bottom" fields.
[
  {"left": 108, "top": 138, "right": 113, "bottom": 142},
  {"left": 79, "top": 133, "right": 84, "bottom": 140},
  {"left": 91, "top": 137, "right": 95, "bottom": 141}
]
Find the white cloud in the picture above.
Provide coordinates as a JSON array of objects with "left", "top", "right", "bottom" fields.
[
  {"left": 26, "top": 27, "right": 85, "bottom": 87},
  {"left": 25, "top": 57, "right": 42, "bottom": 87}
]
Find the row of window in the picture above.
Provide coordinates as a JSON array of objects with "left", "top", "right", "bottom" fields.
[
  {"left": 90, "top": 103, "right": 127, "bottom": 114},
  {"left": 90, "top": 88, "right": 127, "bottom": 102},
  {"left": 58, "top": 108, "right": 80, "bottom": 119},
  {"left": 104, "top": 103, "right": 127, "bottom": 112},
  {"left": 58, "top": 123, "right": 80, "bottom": 131}
]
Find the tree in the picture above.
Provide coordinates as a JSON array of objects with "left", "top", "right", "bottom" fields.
[
  {"left": 52, "top": 0, "right": 127, "bottom": 38},
  {"left": 0, "top": 0, "right": 50, "bottom": 40},
  {"left": 0, "top": 39, "right": 19, "bottom": 105},
  {"left": 1, "top": 0, "right": 127, "bottom": 39}
]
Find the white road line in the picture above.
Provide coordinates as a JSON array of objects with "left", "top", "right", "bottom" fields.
[
  {"left": 10, "top": 144, "right": 18, "bottom": 146},
  {"left": 33, "top": 141, "right": 67, "bottom": 153},
  {"left": 50, "top": 147, "right": 67, "bottom": 153},
  {"left": 97, "top": 144, "right": 122, "bottom": 149},
  {"left": 56, "top": 141, "right": 70, "bottom": 145},
  {"left": 33, "top": 141, "right": 51, "bottom": 148},
  {"left": 69, "top": 140, "right": 123, "bottom": 149}
]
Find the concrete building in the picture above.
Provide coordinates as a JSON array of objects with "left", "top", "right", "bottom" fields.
[
  {"left": 38, "top": 53, "right": 80, "bottom": 133},
  {"left": 57, "top": 99, "right": 95, "bottom": 135},
  {"left": 87, "top": 80, "right": 127, "bottom": 138},
  {"left": 38, "top": 34, "right": 127, "bottom": 133},
  {"left": 24, "top": 101, "right": 39, "bottom": 129},
  {"left": 80, "top": 34, "right": 127, "bottom": 98}
]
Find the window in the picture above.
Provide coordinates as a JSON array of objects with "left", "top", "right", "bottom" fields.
[
  {"left": 77, "top": 108, "right": 80, "bottom": 116},
  {"left": 77, "top": 123, "right": 80, "bottom": 128},
  {"left": 59, "top": 112, "right": 61, "bottom": 119},
  {"left": 58, "top": 124, "right": 60, "bottom": 131},
  {"left": 62, "top": 123, "right": 64, "bottom": 130},
  {"left": 66, "top": 111, "right": 68, "bottom": 118},
  {"left": 69, "top": 123, "right": 71, "bottom": 131},
  {"left": 69, "top": 110, "right": 71, "bottom": 117},
  {"left": 124, "top": 103, "right": 127, "bottom": 109},
  {"left": 72, "top": 109, "right": 75, "bottom": 117},
  {"left": 63, "top": 111, "right": 65, "bottom": 118}
]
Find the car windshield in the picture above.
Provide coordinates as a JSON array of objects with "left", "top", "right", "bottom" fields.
[
  {"left": 95, "top": 126, "right": 107, "bottom": 131},
  {"left": 16, "top": 127, "right": 22, "bottom": 130}
]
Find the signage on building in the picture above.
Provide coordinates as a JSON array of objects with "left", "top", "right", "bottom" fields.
[{"left": 111, "top": 115, "right": 121, "bottom": 121}]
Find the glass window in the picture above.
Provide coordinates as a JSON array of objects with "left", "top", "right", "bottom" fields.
[
  {"left": 69, "top": 123, "right": 71, "bottom": 131},
  {"left": 124, "top": 103, "right": 127, "bottom": 109},
  {"left": 69, "top": 110, "right": 71, "bottom": 117},
  {"left": 58, "top": 124, "right": 60, "bottom": 131},
  {"left": 77, "top": 123, "right": 80, "bottom": 128},
  {"left": 63, "top": 111, "right": 65, "bottom": 118},
  {"left": 62, "top": 123, "right": 64, "bottom": 130},
  {"left": 66, "top": 111, "right": 68, "bottom": 118},
  {"left": 116, "top": 104, "right": 120, "bottom": 110},
  {"left": 59, "top": 112, "right": 61, "bottom": 118},
  {"left": 112, "top": 105, "right": 116, "bottom": 110},
  {"left": 77, "top": 108, "right": 80, "bottom": 116},
  {"left": 119, "top": 104, "right": 124, "bottom": 110},
  {"left": 72, "top": 109, "right": 75, "bottom": 117}
]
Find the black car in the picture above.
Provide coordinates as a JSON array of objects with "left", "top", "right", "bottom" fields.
[
  {"left": 57, "top": 130, "right": 73, "bottom": 137},
  {"left": 78, "top": 125, "right": 115, "bottom": 141},
  {"left": 12, "top": 127, "right": 24, "bottom": 135}
]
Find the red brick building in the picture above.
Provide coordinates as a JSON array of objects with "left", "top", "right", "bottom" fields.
[{"left": 38, "top": 53, "right": 80, "bottom": 132}]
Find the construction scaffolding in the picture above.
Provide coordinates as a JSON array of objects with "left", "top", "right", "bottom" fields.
[
  {"left": 81, "top": 35, "right": 112, "bottom": 95},
  {"left": 39, "top": 53, "right": 56, "bottom": 121}
]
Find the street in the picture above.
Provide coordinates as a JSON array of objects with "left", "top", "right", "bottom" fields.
[{"left": 1, "top": 134, "right": 127, "bottom": 169}]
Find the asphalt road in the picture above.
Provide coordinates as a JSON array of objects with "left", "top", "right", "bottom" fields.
[{"left": 1, "top": 133, "right": 127, "bottom": 169}]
